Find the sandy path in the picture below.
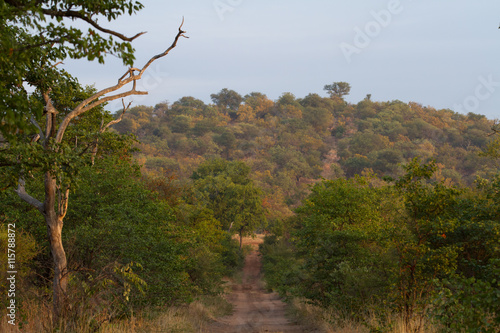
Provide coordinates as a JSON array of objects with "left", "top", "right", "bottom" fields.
[{"left": 207, "top": 237, "right": 319, "bottom": 333}]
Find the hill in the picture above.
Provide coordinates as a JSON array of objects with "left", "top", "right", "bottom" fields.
[{"left": 112, "top": 87, "right": 499, "bottom": 222}]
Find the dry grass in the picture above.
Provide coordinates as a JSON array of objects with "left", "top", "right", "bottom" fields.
[
  {"left": 1, "top": 298, "right": 51, "bottom": 333},
  {"left": 100, "top": 296, "right": 232, "bottom": 333},
  {"left": 1, "top": 295, "right": 232, "bottom": 333},
  {"left": 286, "top": 298, "right": 439, "bottom": 333}
]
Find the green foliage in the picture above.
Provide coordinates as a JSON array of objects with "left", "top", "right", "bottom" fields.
[
  {"left": 191, "top": 158, "right": 266, "bottom": 241},
  {"left": 481, "top": 137, "right": 500, "bottom": 159},
  {"left": 291, "top": 176, "right": 392, "bottom": 312},
  {"left": 431, "top": 272, "right": 500, "bottom": 333},
  {"left": 276, "top": 92, "right": 301, "bottom": 108},
  {"left": 481, "top": 123, "right": 500, "bottom": 159},
  {"left": 170, "top": 115, "right": 192, "bottom": 133},
  {"left": 219, "top": 234, "right": 245, "bottom": 272},
  {"left": 213, "top": 130, "right": 237, "bottom": 158},
  {"left": 61, "top": 157, "right": 193, "bottom": 305},
  {"left": 260, "top": 158, "right": 500, "bottom": 332},
  {"left": 302, "top": 107, "right": 332, "bottom": 132},
  {"left": 1, "top": 148, "right": 236, "bottom": 322},
  {"left": 0, "top": 0, "right": 144, "bottom": 138},
  {"left": 260, "top": 235, "right": 302, "bottom": 295}
]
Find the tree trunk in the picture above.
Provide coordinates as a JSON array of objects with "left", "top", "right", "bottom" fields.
[
  {"left": 239, "top": 230, "right": 243, "bottom": 251},
  {"left": 44, "top": 172, "right": 68, "bottom": 318}
]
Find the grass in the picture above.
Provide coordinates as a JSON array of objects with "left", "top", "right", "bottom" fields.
[
  {"left": 101, "top": 295, "right": 233, "bottom": 333},
  {"left": 1, "top": 295, "right": 232, "bottom": 333},
  {"left": 285, "top": 298, "right": 439, "bottom": 333}
]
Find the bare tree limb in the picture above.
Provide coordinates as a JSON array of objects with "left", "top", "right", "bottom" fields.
[
  {"left": 101, "top": 100, "right": 132, "bottom": 133},
  {"left": 55, "top": 18, "right": 188, "bottom": 144},
  {"left": 79, "top": 88, "right": 147, "bottom": 116},
  {"left": 30, "top": 116, "right": 45, "bottom": 142},
  {"left": 15, "top": 178, "right": 44, "bottom": 213},
  {"left": 138, "top": 17, "right": 188, "bottom": 77},
  {"left": 90, "top": 100, "right": 132, "bottom": 165},
  {"left": 118, "top": 67, "right": 142, "bottom": 82},
  {"left": 50, "top": 61, "right": 64, "bottom": 69}
]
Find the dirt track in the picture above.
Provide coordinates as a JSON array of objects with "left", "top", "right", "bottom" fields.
[{"left": 207, "top": 237, "right": 319, "bottom": 333}]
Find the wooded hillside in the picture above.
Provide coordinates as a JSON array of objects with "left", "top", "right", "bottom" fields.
[{"left": 112, "top": 87, "right": 498, "bottom": 223}]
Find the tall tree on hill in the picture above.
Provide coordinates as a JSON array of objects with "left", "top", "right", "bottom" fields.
[
  {"left": 211, "top": 88, "right": 243, "bottom": 115},
  {"left": 0, "top": 1, "right": 187, "bottom": 317},
  {"left": 324, "top": 81, "right": 351, "bottom": 99}
]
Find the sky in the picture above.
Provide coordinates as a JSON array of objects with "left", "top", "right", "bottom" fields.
[{"left": 62, "top": 0, "right": 500, "bottom": 119}]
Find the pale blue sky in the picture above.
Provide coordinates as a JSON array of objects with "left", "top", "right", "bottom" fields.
[{"left": 63, "top": 1, "right": 500, "bottom": 119}]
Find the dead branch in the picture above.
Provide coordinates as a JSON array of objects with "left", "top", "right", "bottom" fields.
[
  {"left": 139, "top": 17, "right": 189, "bottom": 79},
  {"left": 55, "top": 18, "right": 188, "bottom": 144},
  {"left": 101, "top": 100, "right": 132, "bottom": 133},
  {"left": 90, "top": 100, "right": 132, "bottom": 165}
]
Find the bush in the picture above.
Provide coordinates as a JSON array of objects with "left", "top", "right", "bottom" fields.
[
  {"left": 219, "top": 234, "right": 245, "bottom": 274},
  {"left": 431, "top": 271, "right": 500, "bottom": 333}
]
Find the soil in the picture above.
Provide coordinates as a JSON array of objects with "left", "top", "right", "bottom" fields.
[{"left": 206, "top": 236, "right": 321, "bottom": 333}]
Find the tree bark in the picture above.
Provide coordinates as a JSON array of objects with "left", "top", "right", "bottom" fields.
[{"left": 44, "top": 172, "right": 68, "bottom": 317}]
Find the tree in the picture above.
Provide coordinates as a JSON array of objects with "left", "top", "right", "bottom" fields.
[
  {"left": 214, "top": 130, "right": 237, "bottom": 159},
  {"left": 191, "top": 158, "right": 266, "bottom": 249},
  {"left": 0, "top": 2, "right": 188, "bottom": 317},
  {"left": 394, "top": 158, "right": 463, "bottom": 331},
  {"left": 226, "top": 182, "right": 266, "bottom": 249},
  {"left": 210, "top": 88, "right": 243, "bottom": 113},
  {"left": 236, "top": 104, "right": 256, "bottom": 122},
  {"left": 244, "top": 92, "right": 274, "bottom": 119},
  {"left": 277, "top": 92, "right": 301, "bottom": 108},
  {"left": 299, "top": 93, "right": 335, "bottom": 109},
  {"left": 291, "top": 176, "right": 391, "bottom": 310},
  {"left": 323, "top": 81, "right": 351, "bottom": 99},
  {"left": 170, "top": 115, "right": 191, "bottom": 133},
  {"left": 171, "top": 96, "right": 206, "bottom": 117},
  {"left": 261, "top": 156, "right": 500, "bottom": 331},
  {"left": 302, "top": 106, "right": 333, "bottom": 132}
]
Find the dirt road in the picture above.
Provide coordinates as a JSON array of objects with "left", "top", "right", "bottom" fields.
[{"left": 207, "top": 237, "right": 319, "bottom": 333}]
